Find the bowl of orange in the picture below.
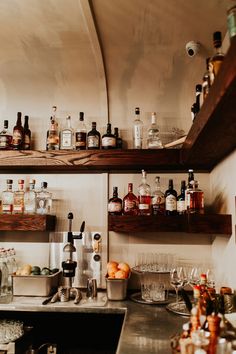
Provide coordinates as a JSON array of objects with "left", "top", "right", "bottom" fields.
[{"left": 106, "top": 261, "right": 131, "bottom": 300}]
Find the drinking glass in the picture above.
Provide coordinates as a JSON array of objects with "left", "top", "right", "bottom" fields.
[{"left": 170, "top": 267, "right": 186, "bottom": 305}]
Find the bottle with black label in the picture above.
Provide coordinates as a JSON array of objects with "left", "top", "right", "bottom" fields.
[
  {"left": 87, "top": 122, "right": 100, "bottom": 149},
  {"left": 165, "top": 179, "right": 177, "bottom": 215},
  {"left": 177, "top": 180, "right": 186, "bottom": 215},
  {"left": 101, "top": 123, "right": 116, "bottom": 149},
  {"left": 75, "top": 112, "right": 87, "bottom": 150},
  {"left": 12, "top": 112, "right": 24, "bottom": 150},
  {"left": 108, "top": 187, "right": 122, "bottom": 215},
  {"left": 23, "top": 115, "right": 31, "bottom": 150}
]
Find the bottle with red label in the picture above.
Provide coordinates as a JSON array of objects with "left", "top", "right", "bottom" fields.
[
  {"left": 108, "top": 187, "right": 122, "bottom": 215},
  {"left": 137, "top": 170, "right": 152, "bottom": 215},
  {"left": 123, "top": 183, "right": 139, "bottom": 215}
]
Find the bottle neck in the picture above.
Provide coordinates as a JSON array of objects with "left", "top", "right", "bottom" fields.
[
  {"left": 113, "top": 188, "right": 118, "bottom": 198},
  {"left": 18, "top": 183, "right": 24, "bottom": 191},
  {"left": 128, "top": 183, "right": 133, "bottom": 193},
  {"left": 66, "top": 117, "right": 72, "bottom": 129},
  {"left": 7, "top": 184, "right": 13, "bottom": 192}
]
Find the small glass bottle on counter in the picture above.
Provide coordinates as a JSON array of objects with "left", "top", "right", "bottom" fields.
[
  {"left": 138, "top": 170, "right": 152, "bottom": 215},
  {"left": 2, "top": 179, "right": 14, "bottom": 214},
  {"left": 123, "top": 183, "right": 139, "bottom": 215},
  {"left": 152, "top": 176, "right": 165, "bottom": 215},
  {"left": 108, "top": 187, "right": 122, "bottom": 215},
  {"left": 36, "top": 182, "right": 52, "bottom": 215},
  {"left": 13, "top": 179, "right": 25, "bottom": 214}
]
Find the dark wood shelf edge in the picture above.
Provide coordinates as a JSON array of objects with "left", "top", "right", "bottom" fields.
[{"left": 0, "top": 214, "right": 56, "bottom": 231}]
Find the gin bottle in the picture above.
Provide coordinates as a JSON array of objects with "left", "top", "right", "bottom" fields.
[
  {"left": 137, "top": 170, "right": 152, "bottom": 215},
  {"left": 2, "top": 179, "right": 14, "bottom": 214},
  {"left": 13, "top": 179, "right": 25, "bottom": 214},
  {"left": 133, "top": 107, "right": 143, "bottom": 149},
  {"left": 36, "top": 182, "right": 52, "bottom": 215},
  {"left": 24, "top": 179, "right": 36, "bottom": 214},
  {"left": 152, "top": 176, "right": 165, "bottom": 215},
  {"left": 147, "top": 112, "right": 163, "bottom": 149},
  {"left": 60, "top": 115, "right": 74, "bottom": 150}
]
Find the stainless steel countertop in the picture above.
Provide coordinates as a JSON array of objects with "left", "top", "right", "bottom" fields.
[{"left": 0, "top": 292, "right": 187, "bottom": 354}]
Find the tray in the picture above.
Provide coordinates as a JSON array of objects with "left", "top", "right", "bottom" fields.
[
  {"left": 130, "top": 292, "right": 173, "bottom": 305},
  {"left": 166, "top": 301, "right": 191, "bottom": 316}
]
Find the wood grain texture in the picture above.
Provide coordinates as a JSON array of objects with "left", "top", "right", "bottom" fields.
[{"left": 0, "top": 214, "right": 56, "bottom": 231}]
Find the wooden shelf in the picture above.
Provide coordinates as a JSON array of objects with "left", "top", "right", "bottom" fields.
[
  {"left": 0, "top": 214, "right": 56, "bottom": 231},
  {"left": 108, "top": 214, "right": 232, "bottom": 235}
]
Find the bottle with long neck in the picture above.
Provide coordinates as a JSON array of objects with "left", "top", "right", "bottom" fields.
[
  {"left": 75, "top": 112, "right": 87, "bottom": 150},
  {"left": 23, "top": 115, "right": 31, "bottom": 150},
  {"left": 137, "top": 170, "right": 152, "bottom": 215},
  {"left": 209, "top": 31, "right": 224, "bottom": 84},
  {"left": 185, "top": 169, "right": 195, "bottom": 212},
  {"left": 46, "top": 106, "right": 59, "bottom": 150},
  {"left": 202, "top": 57, "right": 211, "bottom": 101},
  {"left": 12, "top": 112, "right": 24, "bottom": 150},
  {"left": 133, "top": 107, "right": 143, "bottom": 149},
  {"left": 195, "top": 84, "right": 202, "bottom": 115},
  {"left": 152, "top": 176, "right": 165, "bottom": 215},
  {"left": 177, "top": 180, "right": 186, "bottom": 215},
  {"left": 164, "top": 179, "right": 177, "bottom": 215},
  {"left": 60, "top": 115, "right": 74, "bottom": 150}
]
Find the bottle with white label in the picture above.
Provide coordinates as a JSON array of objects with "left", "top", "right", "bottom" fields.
[
  {"left": 133, "top": 107, "right": 143, "bottom": 149},
  {"left": 60, "top": 115, "right": 74, "bottom": 150},
  {"left": 165, "top": 179, "right": 177, "bottom": 215},
  {"left": 102, "top": 123, "right": 116, "bottom": 149},
  {"left": 137, "top": 170, "right": 152, "bottom": 215},
  {"left": 108, "top": 187, "right": 122, "bottom": 215},
  {"left": 177, "top": 180, "right": 186, "bottom": 215},
  {"left": 2, "top": 179, "right": 14, "bottom": 214}
]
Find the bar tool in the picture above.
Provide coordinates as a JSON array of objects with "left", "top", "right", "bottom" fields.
[{"left": 86, "top": 278, "right": 97, "bottom": 299}]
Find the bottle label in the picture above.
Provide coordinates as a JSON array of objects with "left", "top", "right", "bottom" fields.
[
  {"left": 0, "top": 137, "right": 8, "bottom": 148},
  {"left": 2, "top": 204, "right": 12, "bottom": 212},
  {"left": 134, "top": 126, "right": 142, "bottom": 148},
  {"left": 12, "top": 130, "right": 23, "bottom": 146},
  {"left": 102, "top": 137, "right": 116, "bottom": 147},
  {"left": 139, "top": 204, "right": 149, "bottom": 210},
  {"left": 165, "top": 195, "right": 177, "bottom": 211},
  {"left": 75, "top": 132, "right": 86, "bottom": 147},
  {"left": 61, "top": 132, "right": 72, "bottom": 147},
  {"left": 87, "top": 135, "right": 99, "bottom": 148},
  {"left": 124, "top": 200, "right": 137, "bottom": 211},
  {"left": 177, "top": 200, "right": 185, "bottom": 213},
  {"left": 227, "top": 9, "right": 236, "bottom": 38},
  {"left": 108, "top": 202, "right": 122, "bottom": 212}
]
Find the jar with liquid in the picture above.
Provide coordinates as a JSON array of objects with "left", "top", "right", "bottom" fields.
[{"left": 188, "top": 181, "right": 204, "bottom": 214}]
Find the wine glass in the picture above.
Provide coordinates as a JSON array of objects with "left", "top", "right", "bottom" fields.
[
  {"left": 188, "top": 266, "right": 201, "bottom": 288},
  {"left": 170, "top": 267, "right": 186, "bottom": 305}
]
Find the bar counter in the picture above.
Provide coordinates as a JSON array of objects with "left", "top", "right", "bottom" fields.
[{"left": 0, "top": 292, "right": 187, "bottom": 353}]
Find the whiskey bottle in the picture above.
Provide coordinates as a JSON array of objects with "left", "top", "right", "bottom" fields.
[
  {"left": 147, "top": 112, "right": 163, "bottom": 149},
  {"left": 0, "top": 120, "right": 12, "bottom": 150},
  {"left": 87, "top": 122, "right": 101, "bottom": 149},
  {"left": 152, "top": 176, "right": 165, "bottom": 215},
  {"left": 101, "top": 123, "right": 116, "bottom": 149},
  {"left": 202, "top": 58, "right": 211, "bottom": 101},
  {"left": 60, "top": 115, "right": 74, "bottom": 150},
  {"left": 108, "top": 187, "right": 122, "bottom": 215},
  {"left": 123, "top": 183, "right": 139, "bottom": 216},
  {"left": 75, "top": 112, "right": 87, "bottom": 150},
  {"left": 133, "top": 107, "right": 143, "bottom": 149},
  {"left": 2, "top": 179, "right": 14, "bottom": 214},
  {"left": 24, "top": 179, "right": 36, "bottom": 214},
  {"left": 36, "top": 182, "right": 52, "bottom": 215},
  {"left": 12, "top": 112, "right": 24, "bottom": 150},
  {"left": 114, "top": 127, "right": 123, "bottom": 149},
  {"left": 137, "top": 170, "right": 152, "bottom": 215},
  {"left": 185, "top": 169, "right": 195, "bottom": 212},
  {"left": 23, "top": 115, "right": 31, "bottom": 150},
  {"left": 13, "top": 179, "right": 25, "bottom": 214},
  {"left": 188, "top": 181, "right": 204, "bottom": 214},
  {"left": 209, "top": 31, "right": 224, "bottom": 83},
  {"left": 195, "top": 84, "right": 202, "bottom": 115},
  {"left": 164, "top": 179, "right": 177, "bottom": 215},
  {"left": 46, "top": 106, "right": 59, "bottom": 150},
  {"left": 177, "top": 180, "right": 186, "bottom": 215}
]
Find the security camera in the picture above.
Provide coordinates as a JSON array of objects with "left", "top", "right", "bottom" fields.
[{"left": 185, "top": 41, "right": 201, "bottom": 57}]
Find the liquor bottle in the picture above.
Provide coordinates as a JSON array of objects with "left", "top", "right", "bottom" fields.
[
  {"left": 133, "top": 107, "right": 143, "bottom": 149},
  {"left": 177, "top": 180, "right": 186, "bottom": 215},
  {"left": 195, "top": 84, "right": 202, "bottom": 115},
  {"left": 13, "top": 179, "right": 25, "bottom": 214},
  {"left": 164, "top": 179, "right": 177, "bottom": 215},
  {"left": 188, "top": 181, "right": 204, "bottom": 214},
  {"left": 2, "top": 179, "right": 14, "bottom": 214},
  {"left": 114, "top": 127, "right": 123, "bottom": 149},
  {"left": 46, "top": 106, "right": 59, "bottom": 150},
  {"left": 152, "top": 176, "right": 165, "bottom": 215},
  {"left": 23, "top": 115, "right": 31, "bottom": 150},
  {"left": 12, "top": 112, "right": 24, "bottom": 150},
  {"left": 147, "top": 112, "right": 163, "bottom": 149},
  {"left": 137, "top": 170, "right": 152, "bottom": 215},
  {"left": 227, "top": 4, "right": 236, "bottom": 41},
  {"left": 191, "top": 103, "right": 197, "bottom": 122},
  {"left": 108, "top": 187, "right": 122, "bottom": 215},
  {"left": 36, "top": 182, "right": 52, "bottom": 215},
  {"left": 87, "top": 122, "right": 101, "bottom": 149},
  {"left": 202, "top": 58, "right": 211, "bottom": 101},
  {"left": 123, "top": 183, "right": 139, "bottom": 215},
  {"left": 209, "top": 31, "right": 224, "bottom": 83},
  {"left": 24, "top": 179, "right": 36, "bottom": 214},
  {"left": 60, "top": 115, "right": 74, "bottom": 150},
  {"left": 185, "top": 169, "right": 195, "bottom": 212},
  {"left": 75, "top": 112, "right": 87, "bottom": 150},
  {"left": 0, "top": 120, "right": 12, "bottom": 150},
  {"left": 101, "top": 123, "right": 116, "bottom": 149}
]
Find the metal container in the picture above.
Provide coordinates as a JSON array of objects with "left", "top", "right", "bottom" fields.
[
  {"left": 106, "top": 277, "right": 129, "bottom": 301},
  {"left": 12, "top": 271, "right": 62, "bottom": 296}
]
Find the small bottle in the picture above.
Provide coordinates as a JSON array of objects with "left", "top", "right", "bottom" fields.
[
  {"left": 147, "top": 112, "right": 163, "bottom": 149},
  {"left": 24, "top": 179, "right": 36, "bottom": 214},
  {"left": 137, "top": 170, "right": 152, "bottom": 215},
  {"left": 195, "top": 84, "right": 202, "bottom": 115},
  {"left": 133, "top": 107, "right": 143, "bottom": 149},
  {"left": 13, "top": 179, "right": 25, "bottom": 214},
  {"left": 177, "top": 180, "right": 186, "bottom": 215},
  {"left": 36, "top": 182, "right": 52, "bottom": 215},
  {"left": 227, "top": 4, "right": 236, "bottom": 41},
  {"left": 87, "top": 122, "right": 101, "bottom": 149},
  {"left": 209, "top": 31, "right": 224, "bottom": 84},
  {"left": 60, "top": 115, "right": 75, "bottom": 150},
  {"left": 164, "top": 179, "right": 177, "bottom": 215},
  {"left": 185, "top": 169, "right": 195, "bottom": 212},
  {"left": 101, "top": 123, "right": 116, "bottom": 149},
  {"left": 0, "top": 120, "right": 12, "bottom": 150},
  {"left": 75, "top": 112, "right": 87, "bottom": 150},
  {"left": 2, "top": 179, "right": 14, "bottom": 214},
  {"left": 108, "top": 187, "right": 122, "bottom": 215},
  {"left": 114, "top": 127, "right": 123, "bottom": 149},
  {"left": 23, "top": 115, "right": 31, "bottom": 150},
  {"left": 46, "top": 106, "right": 59, "bottom": 150},
  {"left": 12, "top": 112, "right": 24, "bottom": 150},
  {"left": 123, "top": 183, "right": 139, "bottom": 216},
  {"left": 152, "top": 176, "right": 165, "bottom": 215},
  {"left": 189, "top": 181, "right": 204, "bottom": 214},
  {"left": 202, "top": 58, "right": 211, "bottom": 101}
]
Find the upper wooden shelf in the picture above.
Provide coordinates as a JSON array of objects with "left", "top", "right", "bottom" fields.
[{"left": 0, "top": 214, "right": 56, "bottom": 231}]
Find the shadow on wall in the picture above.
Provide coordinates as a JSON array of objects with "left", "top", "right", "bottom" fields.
[{"left": 207, "top": 191, "right": 227, "bottom": 214}]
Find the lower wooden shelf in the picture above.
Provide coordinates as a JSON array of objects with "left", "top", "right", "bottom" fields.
[
  {"left": 108, "top": 214, "right": 232, "bottom": 235},
  {"left": 0, "top": 214, "right": 56, "bottom": 231}
]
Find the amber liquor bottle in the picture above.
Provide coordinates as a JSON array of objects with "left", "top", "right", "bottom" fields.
[
  {"left": 137, "top": 170, "right": 152, "bottom": 215},
  {"left": 209, "top": 31, "right": 224, "bottom": 84},
  {"left": 75, "top": 112, "right": 87, "bottom": 150},
  {"left": 152, "top": 176, "right": 165, "bottom": 215},
  {"left": 102, "top": 123, "right": 116, "bottom": 149},
  {"left": 164, "top": 179, "right": 177, "bottom": 215},
  {"left": 108, "top": 187, "right": 122, "bottom": 215},
  {"left": 23, "top": 115, "right": 31, "bottom": 150},
  {"left": 12, "top": 112, "right": 24, "bottom": 150},
  {"left": 123, "top": 183, "right": 139, "bottom": 215},
  {"left": 87, "top": 122, "right": 100, "bottom": 149}
]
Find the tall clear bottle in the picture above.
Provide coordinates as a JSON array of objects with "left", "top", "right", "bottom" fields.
[
  {"left": 133, "top": 107, "right": 143, "bottom": 149},
  {"left": 75, "top": 112, "right": 87, "bottom": 150},
  {"left": 152, "top": 176, "right": 165, "bottom": 215},
  {"left": 36, "top": 182, "right": 52, "bottom": 215},
  {"left": 60, "top": 115, "right": 74, "bottom": 150},
  {"left": 13, "top": 179, "right": 25, "bottom": 214},
  {"left": 2, "top": 179, "right": 14, "bottom": 214},
  {"left": 209, "top": 31, "right": 224, "bottom": 84},
  {"left": 147, "top": 112, "right": 163, "bottom": 149},
  {"left": 123, "top": 183, "right": 139, "bottom": 215},
  {"left": 46, "top": 106, "right": 59, "bottom": 150},
  {"left": 24, "top": 179, "right": 36, "bottom": 214},
  {"left": 137, "top": 170, "right": 152, "bottom": 215}
]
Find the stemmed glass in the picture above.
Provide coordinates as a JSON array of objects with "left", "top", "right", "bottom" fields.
[{"left": 170, "top": 267, "right": 186, "bottom": 306}]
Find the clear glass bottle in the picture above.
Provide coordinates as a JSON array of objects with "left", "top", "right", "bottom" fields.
[
  {"left": 13, "top": 179, "right": 25, "bottom": 214},
  {"left": 2, "top": 179, "right": 14, "bottom": 214},
  {"left": 147, "top": 112, "right": 163, "bottom": 149},
  {"left": 46, "top": 106, "right": 59, "bottom": 150},
  {"left": 133, "top": 107, "right": 143, "bottom": 149},
  {"left": 24, "top": 179, "right": 36, "bottom": 214},
  {"left": 209, "top": 31, "right": 224, "bottom": 84},
  {"left": 0, "top": 120, "right": 12, "bottom": 150},
  {"left": 101, "top": 123, "right": 116, "bottom": 149},
  {"left": 36, "top": 182, "right": 52, "bottom": 215},
  {"left": 23, "top": 115, "right": 31, "bottom": 150},
  {"left": 123, "top": 183, "right": 139, "bottom": 215},
  {"left": 177, "top": 180, "right": 186, "bottom": 215},
  {"left": 152, "top": 176, "right": 165, "bottom": 215},
  {"left": 202, "top": 58, "right": 211, "bottom": 101},
  {"left": 137, "top": 169, "right": 152, "bottom": 215},
  {"left": 60, "top": 115, "right": 75, "bottom": 150},
  {"left": 87, "top": 122, "right": 101, "bottom": 149},
  {"left": 114, "top": 127, "right": 123, "bottom": 149},
  {"left": 12, "top": 112, "right": 24, "bottom": 150},
  {"left": 75, "top": 112, "right": 87, "bottom": 150},
  {"left": 108, "top": 187, "right": 122, "bottom": 215},
  {"left": 164, "top": 179, "right": 177, "bottom": 215}
]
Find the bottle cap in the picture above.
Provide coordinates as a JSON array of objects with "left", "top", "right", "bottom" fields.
[
  {"left": 3, "top": 120, "right": 8, "bottom": 128},
  {"left": 79, "top": 112, "right": 84, "bottom": 121},
  {"left": 196, "top": 84, "right": 202, "bottom": 92},
  {"left": 41, "top": 182, "right": 48, "bottom": 188},
  {"left": 135, "top": 107, "right": 140, "bottom": 114},
  {"left": 213, "top": 31, "right": 222, "bottom": 48},
  {"left": 29, "top": 179, "right": 36, "bottom": 184},
  {"left": 18, "top": 179, "right": 24, "bottom": 184},
  {"left": 6, "top": 179, "right": 13, "bottom": 184}
]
